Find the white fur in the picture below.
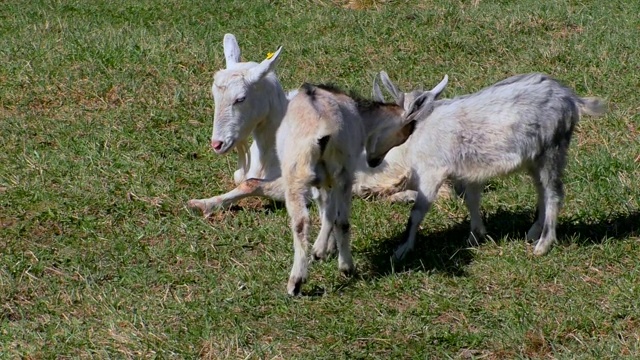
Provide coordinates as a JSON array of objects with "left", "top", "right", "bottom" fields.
[
  {"left": 187, "top": 35, "right": 288, "bottom": 216},
  {"left": 188, "top": 34, "right": 443, "bottom": 217}
]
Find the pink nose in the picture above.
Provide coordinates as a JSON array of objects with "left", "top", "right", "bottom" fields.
[{"left": 211, "top": 140, "right": 223, "bottom": 151}]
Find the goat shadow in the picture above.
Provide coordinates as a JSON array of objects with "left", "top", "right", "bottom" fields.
[
  {"left": 360, "top": 208, "right": 640, "bottom": 280},
  {"left": 217, "top": 199, "right": 286, "bottom": 215}
]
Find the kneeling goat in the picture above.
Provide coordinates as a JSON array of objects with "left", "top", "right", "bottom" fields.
[
  {"left": 277, "top": 77, "right": 448, "bottom": 295},
  {"left": 378, "top": 73, "right": 606, "bottom": 260}
]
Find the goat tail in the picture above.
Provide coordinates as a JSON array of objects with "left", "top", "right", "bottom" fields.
[
  {"left": 578, "top": 97, "right": 607, "bottom": 117},
  {"left": 281, "top": 133, "right": 332, "bottom": 192}
]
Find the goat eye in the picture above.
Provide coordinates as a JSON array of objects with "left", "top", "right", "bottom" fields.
[{"left": 234, "top": 97, "right": 246, "bottom": 104}]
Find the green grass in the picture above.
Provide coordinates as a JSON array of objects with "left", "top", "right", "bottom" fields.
[{"left": 1, "top": 0, "right": 639, "bottom": 358}]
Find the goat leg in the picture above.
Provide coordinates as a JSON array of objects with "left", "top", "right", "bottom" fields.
[{"left": 187, "top": 177, "right": 287, "bottom": 217}]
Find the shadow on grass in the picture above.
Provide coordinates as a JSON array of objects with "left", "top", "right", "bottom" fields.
[
  {"left": 487, "top": 208, "right": 640, "bottom": 247},
  {"left": 194, "top": 200, "right": 286, "bottom": 220},
  {"left": 361, "top": 208, "right": 640, "bottom": 280},
  {"left": 557, "top": 210, "right": 640, "bottom": 246},
  {"left": 361, "top": 220, "right": 478, "bottom": 280},
  {"left": 227, "top": 200, "right": 285, "bottom": 214}
]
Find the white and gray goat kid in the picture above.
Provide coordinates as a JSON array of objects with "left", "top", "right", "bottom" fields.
[
  {"left": 378, "top": 73, "right": 606, "bottom": 260},
  {"left": 277, "top": 78, "right": 448, "bottom": 295}
]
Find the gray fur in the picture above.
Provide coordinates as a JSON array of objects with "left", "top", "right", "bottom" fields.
[{"left": 391, "top": 73, "right": 606, "bottom": 260}]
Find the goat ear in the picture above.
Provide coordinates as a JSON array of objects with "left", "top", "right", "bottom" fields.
[
  {"left": 246, "top": 46, "right": 283, "bottom": 83},
  {"left": 406, "top": 92, "right": 429, "bottom": 119},
  {"left": 380, "top": 71, "right": 404, "bottom": 106},
  {"left": 223, "top": 33, "right": 241, "bottom": 69},
  {"left": 372, "top": 74, "right": 385, "bottom": 102},
  {"left": 392, "top": 120, "right": 417, "bottom": 148},
  {"left": 405, "top": 75, "right": 447, "bottom": 119},
  {"left": 430, "top": 75, "right": 448, "bottom": 99},
  {"left": 401, "top": 119, "right": 417, "bottom": 139}
]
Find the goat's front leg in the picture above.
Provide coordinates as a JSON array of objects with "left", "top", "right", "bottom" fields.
[
  {"left": 394, "top": 171, "right": 445, "bottom": 261},
  {"left": 463, "top": 182, "right": 487, "bottom": 246},
  {"left": 526, "top": 169, "right": 545, "bottom": 242},
  {"left": 187, "top": 177, "right": 286, "bottom": 217},
  {"left": 285, "top": 188, "right": 311, "bottom": 296}
]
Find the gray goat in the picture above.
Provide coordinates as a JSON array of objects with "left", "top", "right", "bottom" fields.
[{"left": 375, "top": 73, "right": 606, "bottom": 260}]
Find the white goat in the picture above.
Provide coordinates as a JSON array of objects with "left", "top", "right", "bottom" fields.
[
  {"left": 378, "top": 73, "right": 606, "bottom": 260},
  {"left": 188, "top": 34, "right": 437, "bottom": 217},
  {"left": 278, "top": 78, "right": 448, "bottom": 295},
  {"left": 187, "top": 34, "right": 288, "bottom": 216}
]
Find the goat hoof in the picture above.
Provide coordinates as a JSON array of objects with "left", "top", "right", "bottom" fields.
[
  {"left": 393, "top": 245, "right": 411, "bottom": 262},
  {"left": 339, "top": 263, "right": 355, "bottom": 276},
  {"left": 312, "top": 245, "right": 337, "bottom": 261},
  {"left": 187, "top": 199, "right": 210, "bottom": 218},
  {"left": 526, "top": 225, "right": 543, "bottom": 242},
  {"left": 187, "top": 199, "right": 204, "bottom": 210},
  {"left": 187, "top": 198, "right": 222, "bottom": 218},
  {"left": 312, "top": 251, "right": 326, "bottom": 262},
  {"left": 287, "top": 276, "right": 305, "bottom": 296},
  {"left": 533, "top": 241, "right": 553, "bottom": 256}
]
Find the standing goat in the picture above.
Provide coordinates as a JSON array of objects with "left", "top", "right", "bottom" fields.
[
  {"left": 277, "top": 78, "right": 448, "bottom": 295},
  {"left": 188, "top": 34, "right": 441, "bottom": 218},
  {"left": 378, "top": 73, "right": 606, "bottom": 260}
]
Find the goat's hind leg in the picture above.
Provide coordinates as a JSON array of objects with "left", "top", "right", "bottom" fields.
[
  {"left": 284, "top": 188, "right": 311, "bottom": 296},
  {"left": 311, "top": 188, "right": 336, "bottom": 261},
  {"left": 331, "top": 178, "right": 355, "bottom": 275},
  {"left": 532, "top": 150, "right": 566, "bottom": 256}
]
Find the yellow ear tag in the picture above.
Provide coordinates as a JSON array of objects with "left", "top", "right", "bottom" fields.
[{"left": 266, "top": 52, "right": 275, "bottom": 60}]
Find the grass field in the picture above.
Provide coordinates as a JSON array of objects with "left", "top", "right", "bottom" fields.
[{"left": 1, "top": 0, "right": 639, "bottom": 358}]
